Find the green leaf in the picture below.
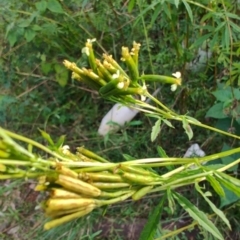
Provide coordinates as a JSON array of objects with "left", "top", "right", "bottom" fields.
[
  {"left": 54, "top": 64, "right": 69, "bottom": 87},
  {"left": 157, "top": 146, "right": 168, "bottom": 158},
  {"left": 195, "top": 183, "right": 231, "bottom": 229},
  {"left": 167, "top": 188, "right": 175, "bottom": 214},
  {"left": 217, "top": 172, "right": 240, "bottom": 188},
  {"left": 38, "top": 129, "right": 55, "bottom": 146},
  {"left": 55, "top": 135, "right": 66, "bottom": 148},
  {"left": 185, "top": 116, "right": 201, "bottom": 124},
  {"left": 190, "top": 33, "right": 212, "bottom": 49},
  {"left": 36, "top": 0, "right": 47, "bottom": 12},
  {"left": 173, "top": 191, "right": 224, "bottom": 240},
  {"left": 151, "top": 118, "right": 161, "bottom": 142},
  {"left": 233, "top": 88, "right": 240, "bottom": 100},
  {"left": 41, "top": 62, "right": 52, "bottom": 75},
  {"left": 122, "top": 154, "right": 135, "bottom": 161},
  {"left": 224, "top": 25, "right": 230, "bottom": 50},
  {"left": 47, "top": 0, "right": 64, "bottom": 13},
  {"left": 214, "top": 173, "right": 240, "bottom": 197},
  {"left": 139, "top": 193, "right": 166, "bottom": 240},
  {"left": 229, "top": 21, "right": 240, "bottom": 33},
  {"left": 205, "top": 103, "right": 227, "bottom": 119},
  {"left": 182, "top": 0, "right": 193, "bottom": 22},
  {"left": 5, "top": 22, "right": 15, "bottom": 38},
  {"left": 18, "top": 19, "right": 32, "bottom": 28},
  {"left": 7, "top": 31, "right": 17, "bottom": 47},
  {"left": 212, "top": 88, "right": 232, "bottom": 102},
  {"left": 162, "top": 119, "right": 174, "bottom": 128},
  {"left": 174, "top": 0, "right": 180, "bottom": 8},
  {"left": 24, "top": 29, "right": 36, "bottom": 42},
  {"left": 128, "top": 0, "right": 135, "bottom": 13},
  {"left": 219, "top": 185, "right": 240, "bottom": 208},
  {"left": 182, "top": 118, "right": 193, "bottom": 140},
  {"left": 128, "top": 120, "right": 142, "bottom": 126},
  {"left": 206, "top": 175, "right": 225, "bottom": 197},
  {"left": 162, "top": 2, "right": 171, "bottom": 19},
  {"left": 150, "top": 3, "right": 163, "bottom": 27},
  {"left": 220, "top": 143, "right": 239, "bottom": 171}
]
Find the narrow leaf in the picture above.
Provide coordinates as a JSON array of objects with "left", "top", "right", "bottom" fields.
[
  {"left": 139, "top": 193, "right": 167, "bottom": 240},
  {"left": 206, "top": 175, "right": 225, "bottom": 197},
  {"left": 182, "top": 118, "right": 193, "bottom": 140},
  {"left": 157, "top": 146, "right": 168, "bottom": 158},
  {"left": 151, "top": 118, "right": 161, "bottom": 142},
  {"left": 214, "top": 173, "right": 240, "bottom": 196},
  {"left": 162, "top": 119, "right": 174, "bottom": 128},
  {"left": 55, "top": 135, "right": 66, "bottom": 148},
  {"left": 173, "top": 191, "right": 224, "bottom": 240},
  {"left": 195, "top": 183, "right": 231, "bottom": 229},
  {"left": 38, "top": 129, "right": 55, "bottom": 146},
  {"left": 182, "top": 0, "right": 193, "bottom": 22},
  {"left": 174, "top": 0, "right": 180, "bottom": 8},
  {"left": 128, "top": 0, "right": 135, "bottom": 13}
]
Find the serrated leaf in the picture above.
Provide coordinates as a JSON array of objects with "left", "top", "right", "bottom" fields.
[
  {"left": 151, "top": 118, "right": 161, "bottom": 142},
  {"left": 182, "top": 118, "right": 193, "bottom": 140},
  {"left": 47, "top": 0, "right": 64, "bottom": 13},
  {"left": 173, "top": 191, "right": 224, "bottom": 240},
  {"left": 195, "top": 183, "right": 231, "bottom": 229},
  {"left": 139, "top": 193, "right": 166, "bottom": 240},
  {"left": 38, "top": 129, "right": 55, "bottom": 146}
]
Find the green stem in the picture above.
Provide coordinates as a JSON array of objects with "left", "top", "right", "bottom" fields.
[
  {"left": 100, "top": 191, "right": 135, "bottom": 205},
  {"left": 3, "top": 129, "right": 74, "bottom": 162},
  {"left": 0, "top": 172, "right": 47, "bottom": 179}
]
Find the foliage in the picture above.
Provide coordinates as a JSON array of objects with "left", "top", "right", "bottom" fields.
[{"left": 0, "top": 0, "right": 240, "bottom": 239}]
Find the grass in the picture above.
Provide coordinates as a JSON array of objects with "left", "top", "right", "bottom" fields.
[{"left": 1, "top": 0, "right": 240, "bottom": 239}]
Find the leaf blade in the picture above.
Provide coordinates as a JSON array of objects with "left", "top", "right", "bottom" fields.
[
  {"left": 173, "top": 191, "right": 224, "bottom": 240},
  {"left": 139, "top": 192, "right": 167, "bottom": 240}
]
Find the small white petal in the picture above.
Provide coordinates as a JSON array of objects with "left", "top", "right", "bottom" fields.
[
  {"left": 62, "top": 145, "right": 70, "bottom": 150},
  {"left": 172, "top": 71, "right": 181, "bottom": 78},
  {"left": 141, "top": 95, "right": 146, "bottom": 101},
  {"left": 117, "top": 82, "right": 124, "bottom": 89},
  {"left": 112, "top": 70, "right": 120, "bottom": 79},
  {"left": 87, "top": 38, "right": 96, "bottom": 43},
  {"left": 171, "top": 84, "right": 177, "bottom": 91},
  {"left": 82, "top": 47, "right": 89, "bottom": 56}
]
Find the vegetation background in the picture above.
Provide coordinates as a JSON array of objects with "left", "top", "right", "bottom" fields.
[{"left": 0, "top": 0, "right": 240, "bottom": 239}]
